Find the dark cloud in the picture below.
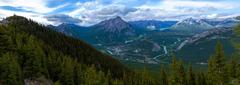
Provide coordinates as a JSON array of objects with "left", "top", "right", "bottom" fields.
[{"left": 44, "top": 14, "right": 82, "bottom": 24}]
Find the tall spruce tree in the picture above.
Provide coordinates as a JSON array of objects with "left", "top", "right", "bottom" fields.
[
  {"left": 159, "top": 65, "right": 168, "bottom": 85},
  {"left": 227, "top": 56, "right": 238, "bottom": 78},
  {"left": 207, "top": 42, "right": 227, "bottom": 85},
  {"left": 196, "top": 72, "right": 207, "bottom": 85},
  {"left": 178, "top": 61, "right": 186, "bottom": 85},
  {"left": 22, "top": 35, "right": 48, "bottom": 79},
  {"left": 187, "top": 64, "right": 195, "bottom": 85},
  {"left": 170, "top": 55, "right": 180, "bottom": 85},
  {"left": 0, "top": 25, "right": 13, "bottom": 55},
  {"left": 59, "top": 56, "right": 75, "bottom": 85},
  {"left": 0, "top": 52, "right": 23, "bottom": 85}
]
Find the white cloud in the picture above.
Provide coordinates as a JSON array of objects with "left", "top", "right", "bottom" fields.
[
  {"left": 124, "top": 0, "right": 239, "bottom": 21},
  {"left": 0, "top": 0, "right": 68, "bottom": 14},
  {"left": 0, "top": 0, "right": 239, "bottom": 26},
  {"left": 138, "top": 0, "right": 236, "bottom": 10},
  {"left": 0, "top": 0, "right": 68, "bottom": 25},
  {"left": 206, "top": 14, "right": 219, "bottom": 19},
  {"left": 68, "top": 0, "right": 137, "bottom": 26},
  {"left": 0, "top": 9, "right": 53, "bottom": 25}
]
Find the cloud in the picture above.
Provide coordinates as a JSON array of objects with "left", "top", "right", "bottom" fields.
[
  {"left": 44, "top": 14, "right": 82, "bottom": 25},
  {"left": 124, "top": 0, "right": 240, "bottom": 21},
  {"left": 0, "top": 9, "right": 53, "bottom": 25},
  {"left": 0, "top": 0, "right": 68, "bottom": 14},
  {"left": 0, "top": 0, "right": 239, "bottom": 26},
  {"left": 0, "top": 0, "right": 70, "bottom": 25},
  {"left": 68, "top": 0, "right": 137, "bottom": 26}
]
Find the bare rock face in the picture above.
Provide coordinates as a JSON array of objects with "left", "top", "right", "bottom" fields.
[
  {"left": 176, "top": 27, "right": 232, "bottom": 50},
  {"left": 24, "top": 78, "right": 53, "bottom": 85},
  {"left": 93, "top": 16, "right": 134, "bottom": 35}
]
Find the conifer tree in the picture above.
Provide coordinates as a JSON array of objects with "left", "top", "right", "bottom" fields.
[
  {"left": 170, "top": 55, "right": 180, "bottom": 85},
  {"left": 178, "top": 61, "right": 186, "bottom": 85},
  {"left": 0, "top": 52, "right": 23, "bottom": 85},
  {"left": 59, "top": 56, "right": 75, "bottom": 85},
  {"left": 187, "top": 64, "right": 195, "bottom": 85},
  {"left": 140, "top": 67, "right": 155, "bottom": 85},
  {"left": 47, "top": 51, "right": 63, "bottom": 82},
  {"left": 22, "top": 35, "right": 48, "bottom": 79},
  {"left": 227, "top": 56, "right": 238, "bottom": 79},
  {"left": 159, "top": 65, "right": 168, "bottom": 85},
  {"left": 0, "top": 25, "right": 12, "bottom": 55},
  {"left": 207, "top": 42, "right": 227, "bottom": 85},
  {"left": 83, "top": 65, "right": 101, "bottom": 85},
  {"left": 74, "top": 63, "right": 83, "bottom": 85},
  {"left": 196, "top": 72, "right": 207, "bottom": 85}
]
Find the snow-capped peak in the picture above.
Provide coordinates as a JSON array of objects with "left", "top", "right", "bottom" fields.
[{"left": 177, "top": 17, "right": 207, "bottom": 25}]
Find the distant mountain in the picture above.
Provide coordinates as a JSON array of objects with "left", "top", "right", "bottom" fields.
[
  {"left": 237, "top": 16, "right": 240, "bottom": 20},
  {"left": 53, "top": 16, "right": 138, "bottom": 44},
  {"left": 51, "top": 16, "right": 238, "bottom": 64},
  {"left": 129, "top": 20, "right": 177, "bottom": 30},
  {"left": 171, "top": 18, "right": 214, "bottom": 33},
  {"left": 203, "top": 18, "right": 240, "bottom": 27},
  {"left": 54, "top": 23, "right": 88, "bottom": 37},
  {"left": 215, "top": 18, "right": 240, "bottom": 27},
  {"left": 92, "top": 16, "right": 135, "bottom": 35}
]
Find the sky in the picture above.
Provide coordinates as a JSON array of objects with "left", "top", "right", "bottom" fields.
[{"left": 0, "top": 0, "right": 240, "bottom": 26}]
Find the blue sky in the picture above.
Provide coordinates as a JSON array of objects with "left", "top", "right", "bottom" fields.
[{"left": 0, "top": 0, "right": 240, "bottom": 26}]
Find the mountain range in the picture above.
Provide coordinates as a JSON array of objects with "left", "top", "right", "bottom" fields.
[{"left": 52, "top": 16, "right": 239, "bottom": 65}]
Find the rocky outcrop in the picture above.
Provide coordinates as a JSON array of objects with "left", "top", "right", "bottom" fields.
[{"left": 176, "top": 27, "right": 233, "bottom": 50}]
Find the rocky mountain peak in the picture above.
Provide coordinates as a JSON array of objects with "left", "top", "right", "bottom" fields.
[
  {"left": 171, "top": 17, "right": 214, "bottom": 32},
  {"left": 94, "top": 16, "right": 133, "bottom": 33}
]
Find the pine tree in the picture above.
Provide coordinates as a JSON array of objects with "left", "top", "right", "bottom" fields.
[
  {"left": 187, "top": 64, "right": 195, "bottom": 85},
  {"left": 22, "top": 35, "right": 48, "bottom": 79},
  {"left": 207, "top": 42, "right": 227, "bottom": 85},
  {"left": 83, "top": 65, "right": 102, "bottom": 85},
  {"left": 74, "top": 63, "right": 83, "bottom": 85},
  {"left": 237, "top": 63, "right": 240, "bottom": 84},
  {"left": 159, "top": 65, "right": 168, "bottom": 85},
  {"left": 0, "top": 25, "right": 13, "bottom": 55},
  {"left": 47, "top": 51, "right": 62, "bottom": 82},
  {"left": 0, "top": 52, "right": 23, "bottom": 85},
  {"left": 170, "top": 55, "right": 179, "bottom": 85},
  {"left": 196, "top": 72, "right": 207, "bottom": 85},
  {"left": 170, "top": 55, "right": 187, "bottom": 85},
  {"left": 140, "top": 67, "right": 155, "bottom": 85},
  {"left": 227, "top": 56, "right": 238, "bottom": 78},
  {"left": 178, "top": 61, "right": 186, "bottom": 85},
  {"left": 59, "top": 56, "right": 75, "bottom": 85}
]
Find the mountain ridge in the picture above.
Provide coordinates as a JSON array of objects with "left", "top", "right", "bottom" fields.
[{"left": 3, "top": 15, "right": 129, "bottom": 77}]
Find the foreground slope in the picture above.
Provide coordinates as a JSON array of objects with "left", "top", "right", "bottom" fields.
[{"left": 3, "top": 15, "right": 129, "bottom": 77}]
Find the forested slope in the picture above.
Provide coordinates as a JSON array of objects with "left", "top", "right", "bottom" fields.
[{"left": 0, "top": 15, "right": 130, "bottom": 85}]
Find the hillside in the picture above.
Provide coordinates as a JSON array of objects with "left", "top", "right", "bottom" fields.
[{"left": 0, "top": 15, "right": 132, "bottom": 85}]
